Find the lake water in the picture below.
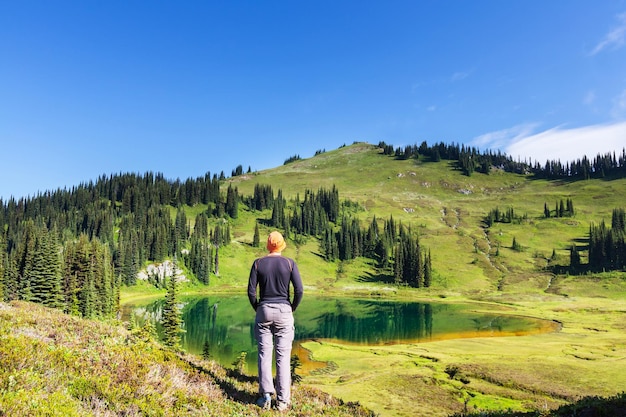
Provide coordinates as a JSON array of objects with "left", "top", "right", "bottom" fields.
[{"left": 122, "top": 295, "right": 558, "bottom": 374}]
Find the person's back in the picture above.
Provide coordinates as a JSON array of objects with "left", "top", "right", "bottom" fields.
[{"left": 247, "top": 231, "right": 303, "bottom": 411}]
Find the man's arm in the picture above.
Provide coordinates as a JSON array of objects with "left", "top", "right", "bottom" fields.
[
  {"left": 290, "top": 262, "right": 304, "bottom": 311},
  {"left": 247, "top": 262, "right": 259, "bottom": 310}
]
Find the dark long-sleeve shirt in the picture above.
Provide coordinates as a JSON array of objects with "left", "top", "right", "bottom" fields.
[{"left": 247, "top": 255, "right": 304, "bottom": 311}]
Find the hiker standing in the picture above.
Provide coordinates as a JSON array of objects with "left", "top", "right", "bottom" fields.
[{"left": 247, "top": 231, "right": 304, "bottom": 411}]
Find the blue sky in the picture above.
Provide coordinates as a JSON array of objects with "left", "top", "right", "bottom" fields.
[{"left": 2, "top": 1, "right": 626, "bottom": 199}]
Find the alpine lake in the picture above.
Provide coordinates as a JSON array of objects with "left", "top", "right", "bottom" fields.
[{"left": 122, "top": 294, "right": 559, "bottom": 375}]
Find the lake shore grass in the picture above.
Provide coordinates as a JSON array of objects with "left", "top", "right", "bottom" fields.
[
  {"left": 118, "top": 274, "right": 626, "bottom": 417},
  {"left": 300, "top": 289, "right": 626, "bottom": 417}
]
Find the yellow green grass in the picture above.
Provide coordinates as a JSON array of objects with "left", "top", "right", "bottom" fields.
[
  {"left": 5, "top": 142, "right": 625, "bottom": 416},
  {"left": 0, "top": 301, "right": 375, "bottom": 417},
  {"left": 301, "top": 291, "right": 626, "bottom": 416},
  {"left": 212, "top": 144, "right": 626, "bottom": 416}
]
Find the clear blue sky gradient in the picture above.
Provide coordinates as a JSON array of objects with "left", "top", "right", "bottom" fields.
[{"left": 2, "top": 1, "right": 626, "bottom": 199}]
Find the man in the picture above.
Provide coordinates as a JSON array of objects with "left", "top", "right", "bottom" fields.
[{"left": 247, "top": 231, "right": 304, "bottom": 411}]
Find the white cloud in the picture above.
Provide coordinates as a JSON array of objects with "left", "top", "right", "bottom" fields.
[
  {"left": 591, "top": 12, "right": 626, "bottom": 55},
  {"left": 471, "top": 123, "right": 540, "bottom": 152},
  {"left": 498, "top": 122, "right": 626, "bottom": 163}
]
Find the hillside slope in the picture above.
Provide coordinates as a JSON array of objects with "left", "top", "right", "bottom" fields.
[
  {"left": 217, "top": 142, "right": 626, "bottom": 296},
  {"left": 0, "top": 300, "right": 375, "bottom": 416}
]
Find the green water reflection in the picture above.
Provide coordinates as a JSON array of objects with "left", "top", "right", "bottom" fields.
[{"left": 123, "top": 295, "right": 556, "bottom": 374}]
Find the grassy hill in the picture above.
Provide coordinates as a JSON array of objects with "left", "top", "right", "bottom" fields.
[
  {"left": 206, "top": 141, "right": 625, "bottom": 297},
  {"left": 188, "top": 142, "right": 626, "bottom": 416}
]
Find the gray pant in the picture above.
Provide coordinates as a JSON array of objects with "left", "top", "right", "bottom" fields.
[{"left": 254, "top": 303, "right": 295, "bottom": 404}]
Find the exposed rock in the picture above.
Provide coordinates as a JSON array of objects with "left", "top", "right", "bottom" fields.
[{"left": 137, "top": 260, "right": 187, "bottom": 282}]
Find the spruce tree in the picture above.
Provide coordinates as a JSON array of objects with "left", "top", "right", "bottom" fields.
[
  {"left": 3, "top": 256, "right": 18, "bottom": 301},
  {"left": 0, "top": 236, "right": 4, "bottom": 300},
  {"left": 423, "top": 250, "right": 432, "bottom": 288},
  {"left": 202, "top": 340, "right": 211, "bottom": 360},
  {"left": 225, "top": 185, "right": 239, "bottom": 219},
  {"left": 253, "top": 223, "right": 260, "bottom": 247},
  {"left": 570, "top": 245, "right": 581, "bottom": 269},
  {"left": 30, "top": 226, "right": 63, "bottom": 308},
  {"left": 162, "top": 262, "right": 182, "bottom": 349}
]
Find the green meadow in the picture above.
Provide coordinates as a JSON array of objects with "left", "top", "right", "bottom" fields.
[{"left": 213, "top": 143, "right": 626, "bottom": 416}]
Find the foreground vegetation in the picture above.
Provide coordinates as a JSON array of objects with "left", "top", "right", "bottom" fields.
[
  {"left": 2, "top": 292, "right": 625, "bottom": 417},
  {"left": 0, "top": 300, "right": 375, "bottom": 416}
]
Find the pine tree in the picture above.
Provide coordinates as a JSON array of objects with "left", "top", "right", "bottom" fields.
[
  {"left": 567, "top": 198, "right": 575, "bottom": 216},
  {"left": 16, "top": 220, "right": 37, "bottom": 301},
  {"left": 3, "top": 256, "right": 18, "bottom": 301},
  {"left": 30, "top": 226, "right": 63, "bottom": 308},
  {"left": 225, "top": 185, "right": 239, "bottom": 219},
  {"left": 194, "top": 213, "right": 209, "bottom": 240},
  {"left": 423, "top": 250, "right": 432, "bottom": 287},
  {"left": 202, "top": 340, "right": 211, "bottom": 360},
  {"left": 253, "top": 223, "right": 260, "bottom": 247},
  {"left": 570, "top": 245, "right": 581, "bottom": 269},
  {"left": 0, "top": 235, "right": 4, "bottom": 300},
  {"left": 214, "top": 244, "right": 219, "bottom": 276},
  {"left": 162, "top": 262, "right": 182, "bottom": 349},
  {"left": 394, "top": 245, "right": 403, "bottom": 284},
  {"left": 291, "top": 354, "right": 303, "bottom": 384}
]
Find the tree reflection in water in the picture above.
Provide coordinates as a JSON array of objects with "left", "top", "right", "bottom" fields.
[{"left": 123, "top": 295, "right": 555, "bottom": 374}]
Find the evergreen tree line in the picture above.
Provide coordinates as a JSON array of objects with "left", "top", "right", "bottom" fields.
[
  {"left": 1, "top": 219, "right": 118, "bottom": 318},
  {"left": 230, "top": 164, "right": 252, "bottom": 178},
  {"left": 378, "top": 141, "right": 626, "bottom": 180},
  {"left": 587, "top": 208, "right": 626, "bottom": 271},
  {"left": 246, "top": 184, "right": 275, "bottom": 211},
  {"left": 284, "top": 155, "right": 302, "bottom": 164},
  {"left": 394, "top": 225, "right": 432, "bottom": 287},
  {"left": 484, "top": 200, "right": 574, "bottom": 227},
  {"left": 484, "top": 207, "right": 526, "bottom": 226},
  {"left": 544, "top": 199, "right": 575, "bottom": 218},
  {"left": 257, "top": 183, "right": 432, "bottom": 287},
  {"left": 262, "top": 186, "right": 341, "bottom": 239},
  {"left": 0, "top": 170, "right": 236, "bottom": 317}
]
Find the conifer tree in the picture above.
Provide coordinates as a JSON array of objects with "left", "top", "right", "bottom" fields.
[
  {"left": 0, "top": 235, "right": 4, "bottom": 300},
  {"left": 194, "top": 213, "right": 209, "bottom": 240},
  {"left": 394, "top": 245, "right": 403, "bottom": 284},
  {"left": 253, "top": 223, "right": 260, "bottom": 247},
  {"left": 30, "top": 225, "right": 63, "bottom": 308},
  {"left": 567, "top": 198, "right": 575, "bottom": 216},
  {"left": 162, "top": 261, "right": 182, "bottom": 349},
  {"left": 570, "top": 245, "right": 581, "bottom": 269},
  {"left": 225, "top": 185, "right": 239, "bottom": 219},
  {"left": 214, "top": 244, "right": 219, "bottom": 276},
  {"left": 3, "top": 256, "right": 18, "bottom": 302},
  {"left": 16, "top": 220, "right": 37, "bottom": 301},
  {"left": 202, "top": 339, "right": 211, "bottom": 360}
]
